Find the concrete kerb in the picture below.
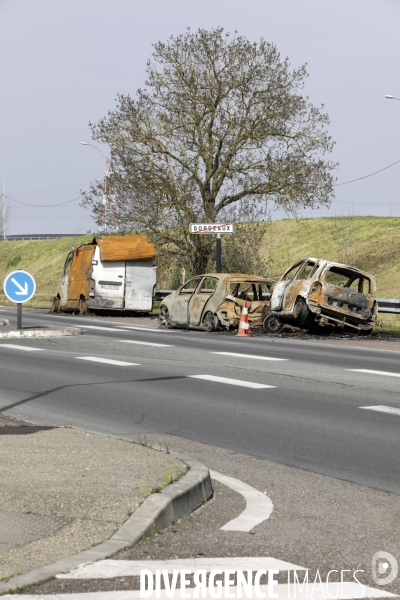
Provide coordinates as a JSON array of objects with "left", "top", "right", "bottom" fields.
[
  {"left": 0, "top": 328, "right": 82, "bottom": 339},
  {"left": 0, "top": 451, "right": 213, "bottom": 595}
]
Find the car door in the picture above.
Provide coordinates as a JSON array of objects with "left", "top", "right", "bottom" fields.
[
  {"left": 188, "top": 276, "right": 218, "bottom": 326},
  {"left": 270, "top": 260, "right": 305, "bottom": 311},
  {"left": 169, "top": 277, "right": 202, "bottom": 324},
  {"left": 278, "top": 260, "right": 318, "bottom": 314}
]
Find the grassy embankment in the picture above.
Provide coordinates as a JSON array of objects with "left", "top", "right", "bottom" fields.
[{"left": 1, "top": 216, "right": 399, "bottom": 331}]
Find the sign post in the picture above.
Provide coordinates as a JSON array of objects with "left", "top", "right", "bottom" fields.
[
  {"left": 189, "top": 223, "right": 234, "bottom": 273},
  {"left": 3, "top": 270, "right": 36, "bottom": 330}
]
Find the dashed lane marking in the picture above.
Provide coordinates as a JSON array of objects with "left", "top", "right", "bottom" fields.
[
  {"left": 188, "top": 374, "right": 275, "bottom": 389},
  {"left": 114, "top": 326, "right": 173, "bottom": 332},
  {"left": 57, "top": 556, "right": 306, "bottom": 579},
  {"left": 117, "top": 340, "right": 173, "bottom": 347},
  {"left": 360, "top": 405, "right": 400, "bottom": 417},
  {"left": 347, "top": 368, "right": 400, "bottom": 378},
  {"left": 210, "top": 471, "right": 274, "bottom": 532},
  {"left": 75, "top": 357, "right": 140, "bottom": 366},
  {"left": 211, "top": 352, "right": 288, "bottom": 361},
  {"left": 0, "top": 344, "right": 44, "bottom": 352},
  {"left": 80, "top": 325, "right": 128, "bottom": 332}
]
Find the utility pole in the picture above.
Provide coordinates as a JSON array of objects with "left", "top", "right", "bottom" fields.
[{"left": 1, "top": 169, "right": 5, "bottom": 241}]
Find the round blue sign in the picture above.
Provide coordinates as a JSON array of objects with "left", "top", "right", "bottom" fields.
[{"left": 3, "top": 270, "right": 36, "bottom": 304}]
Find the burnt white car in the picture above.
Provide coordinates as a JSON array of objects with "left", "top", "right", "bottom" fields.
[
  {"left": 264, "top": 257, "right": 377, "bottom": 334},
  {"left": 159, "top": 273, "right": 275, "bottom": 332}
]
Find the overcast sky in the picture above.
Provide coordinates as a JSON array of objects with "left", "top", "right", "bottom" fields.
[{"left": 1, "top": 0, "right": 399, "bottom": 235}]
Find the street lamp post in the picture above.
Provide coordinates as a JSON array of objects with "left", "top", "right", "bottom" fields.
[
  {"left": 385, "top": 95, "right": 400, "bottom": 101},
  {"left": 1, "top": 168, "right": 5, "bottom": 242},
  {"left": 80, "top": 142, "right": 116, "bottom": 232}
]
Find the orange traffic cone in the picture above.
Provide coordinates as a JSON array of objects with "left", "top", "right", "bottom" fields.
[{"left": 236, "top": 300, "right": 251, "bottom": 337}]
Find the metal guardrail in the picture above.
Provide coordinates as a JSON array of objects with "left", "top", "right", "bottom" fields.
[
  {"left": 1, "top": 234, "right": 82, "bottom": 241},
  {"left": 377, "top": 298, "right": 400, "bottom": 314},
  {"left": 154, "top": 290, "right": 174, "bottom": 301}
]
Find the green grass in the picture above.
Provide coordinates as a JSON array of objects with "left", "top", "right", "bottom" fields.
[
  {"left": 1, "top": 216, "right": 400, "bottom": 330},
  {"left": 0, "top": 235, "right": 92, "bottom": 309}
]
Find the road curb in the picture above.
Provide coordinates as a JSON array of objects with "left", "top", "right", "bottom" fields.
[
  {"left": 0, "top": 452, "right": 212, "bottom": 594},
  {"left": 0, "top": 328, "right": 82, "bottom": 339}
]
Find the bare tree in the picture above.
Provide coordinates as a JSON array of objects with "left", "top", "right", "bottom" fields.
[{"left": 82, "top": 28, "right": 337, "bottom": 273}]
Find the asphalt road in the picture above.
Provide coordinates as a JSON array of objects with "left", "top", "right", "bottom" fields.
[{"left": 0, "top": 308, "right": 399, "bottom": 495}]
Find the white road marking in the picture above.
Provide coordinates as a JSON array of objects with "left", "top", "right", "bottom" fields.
[
  {"left": 0, "top": 344, "right": 44, "bottom": 352},
  {"left": 210, "top": 471, "right": 273, "bottom": 532},
  {"left": 347, "top": 368, "right": 400, "bottom": 378},
  {"left": 212, "top": 352, "right": 288, "bottom": 361},
  {"left": 360, "top": 405, "right": 400, "bottom": 417},
  {"left": 9, "top": 583, "right": 397, "bottom": 599},
  {"left": 115, "top": 325, "right": 172, "bottom": 332},
  {"left": 75, "top": 357, "right": 140, "bottom": 366},
  {"left": 118, "top": 340, "right": 172, "bottom": 347},
  {"left": 80, "top": 325, "right": 127, "bottom": 332},
  {"left": 58, "top": 556, "right": 305, "bottom": 579},
  {"left": 189, "top": 374, "right": 275, "bottom": 389}
]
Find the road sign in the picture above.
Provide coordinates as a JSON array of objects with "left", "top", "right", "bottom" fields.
[
  {"left": 4, "top": 270, "right": 36, "bottom": 304},
  {"left": 189, "top": 223, "right": 234, "bottom": 234}
]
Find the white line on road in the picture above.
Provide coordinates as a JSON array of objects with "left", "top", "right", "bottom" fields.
[
  {"left": 0, "top": 344, "right": 44, "bottom": 352},
  {"left": 11, "top": 583, "right": 397, "bottom": 599},
  {"left": 347, "top": 368, "right": 400, "bottom": 378},
  {"left": 188, "top": 374, "right": 275, "bottom": 389},
  {"left": 360, "top": 405, "right": 400, "bottom": 417},
  {"left": 75, "top": 357, "right": 140, "bottom": 366},
  {"left": 210, "top": 471, "right": 274, "bottom": 532},
  {"left": 80, "top": 325, "right": 128, "bottom": 332},
  {"left": 58, "top": 556, "right": 305, "bottom": 579},
  {"left": 212, "top": 352, "right": 288, "bottom": 361},
  {"left": 118, "top": 340, "right": 172, "bottom": 347},
  {"left": 115, "top": 326, "right": 173, "bottom": 332}
]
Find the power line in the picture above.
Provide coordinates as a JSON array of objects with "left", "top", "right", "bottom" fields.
[
  {"left": 5, "top": 194, "right": 84, "bottom": 207},
  {"left": 334, "top": 158, "right": 400, "bottom": 186}
]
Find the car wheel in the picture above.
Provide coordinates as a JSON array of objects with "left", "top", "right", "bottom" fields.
[
  {"left": 204, "top": 311, "right": 218, "bottom": 333},
  {"left": 159, "top": 306, "right": 171, "bottom": 329},
  {"left": 262, "top": 315, "right": 283, "bottom": 334},
  {"left": 79, "top": 297, "right": 88, "bottom": 315},
  {"left": 293, "top": 297, "right": 308, "bottom": 322},
  {"left": 51, "top": 297, "right": 61, "bottom": 313}
]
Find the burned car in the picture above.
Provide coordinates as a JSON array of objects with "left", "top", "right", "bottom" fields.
[
  {"left": 264, "top": 258, "right": 377, "bottom": 335},
  {"left": 159, "top": 273, "right": 275, "bottom": 332}
]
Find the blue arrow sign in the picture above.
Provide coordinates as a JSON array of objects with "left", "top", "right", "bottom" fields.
[{"left": 4, "top": 270, "right": 36, "bottom": 303}]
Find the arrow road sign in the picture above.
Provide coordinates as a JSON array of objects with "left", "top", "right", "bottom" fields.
[{"left": 4, "top": 270, "right": 36, "bottom": 303}]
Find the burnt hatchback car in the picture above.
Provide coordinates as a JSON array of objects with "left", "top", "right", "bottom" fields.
[
  {"left": 159, "top": 273, "right": 275, "bottom": 332},
  {"left": 264, "top": 258, "right": 377, "bottom": 335}
]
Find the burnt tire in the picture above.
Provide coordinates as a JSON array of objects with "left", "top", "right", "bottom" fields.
[
  {"left": 293, "top": 297, "right": 308, "bottom": 322},
  {"left": 79, "top": 297, "right": 88, "bottom": 316},
  {"left": 263, "top": 315, "right": 283, "bottom": 334},
  {"left": 51, "top": 297, "right": 61, "bottom": 313},
  {"left": 204, "top": 311, "right": 218, "bottom": 333},
  {"left": 159, "top": 306, "right": 172, "bottom": 329}
]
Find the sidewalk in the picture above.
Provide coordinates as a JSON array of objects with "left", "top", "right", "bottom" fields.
[{"left": 0, "top": 414, "right": 187, "bottom": 581}]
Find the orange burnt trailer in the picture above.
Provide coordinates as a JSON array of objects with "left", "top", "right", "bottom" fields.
[{"left": 51, "top": 235, "right": 157, "bottom": 314}]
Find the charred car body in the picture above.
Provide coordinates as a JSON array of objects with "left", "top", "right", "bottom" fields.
[
  {"left": 52, "top": 236, "right": 157, "bottom": 314},
  {"left": 159, "top": 273, "right": 275, "bottom": 332},
  {"left": 264, "top": 258, "right": 377, "bottom": 334}
]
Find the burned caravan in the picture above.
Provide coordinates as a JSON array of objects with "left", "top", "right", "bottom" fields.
[{"left": 51, "top": 236, "right": 157, "bottom": 314}]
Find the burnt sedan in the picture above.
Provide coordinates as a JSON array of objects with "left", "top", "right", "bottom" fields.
[
  {"left": 264, "top": 257, "right": 377, "bottom": 335},
  {"left": 159, "top": 273, "right": 275, "bottom": 332}
]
